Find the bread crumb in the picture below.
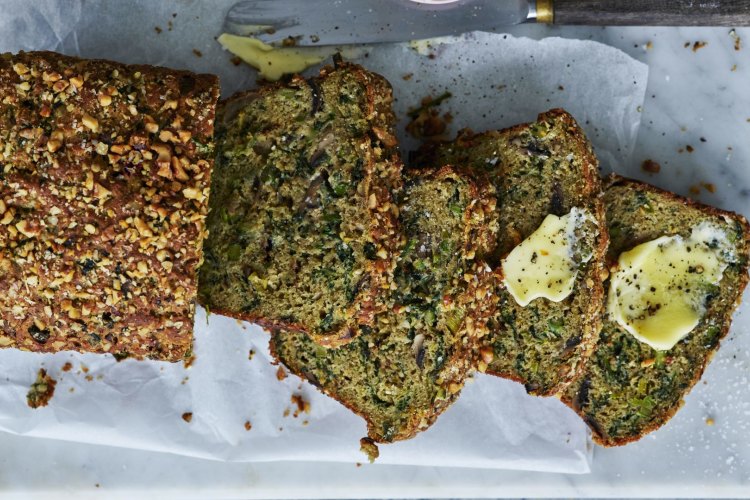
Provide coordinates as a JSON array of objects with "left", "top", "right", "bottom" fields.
[
  {"left": 283, "top": 407, "right": 291, "bottom": 417},
  {"left": 276, "top": 366, "right": 287, "bottom": 381},
  {"left": 154, "top": 26, "right": 162, "bottom": 34},
  {"left": 692, "top": 41, "right": 708, "bottom": 52},
  {"left": 641, "top": 159, "right": 661, "bottom": 174},
  {"left": 730, "top": 29, "right": 742, "bottom": 51},
  {"left": 181, "top": 376, "right": 189, "bottom": 385},
  {"left": 731, "top": 64, "right": 737, "bottom": 72},
  {"left": 85, "top": 375, "right": 94, "bottom": 382},
  {"left": 61, "top": 362, "right": 73, "bottom": 372},
  {"left": 405, "top": 92, "right": 453, "bottom": 140},
  {"left": 686, "top": 144, "right": 694, "bottom": 153},
  {"left": 684, "top": 41, "right": 691, "bottom": 48},
  {"left": 182, "top": 412, "right": 193, "bottom": 423},
  {"left": 248, "top": 349, "right": 255, "bottom": 360},
  {"left": 244, "top": 420, "right": 252, "bottom": 431},
  {"left": 27, "top": 369, "right": 56, "bottom": 408},
  {"left": 701, "top": 182, "right": 716, "bottom": 193},
  {"left": 706, "top": 417, "right": 715, "bottom": 426},
  {"left": 645, "top": 41, "right": 653, "bottom": 50},
  {"left": 231, "top": 56, "right": 242, "bottom": 66},
  {"left": 359, "top": 437, "right": 379, "bottom": 463},
  {"left": 356, "top": 462, "right": 362, "bottom": 467},
  {"left": 291, "top": 393, "right": 311, "bottom": 417},
  {"left": 183, "top": 351, "right": 196, "bottom": 369},
  {"left": 81, "top": 364, "right": 89, "bottom": 373},
  {"left": 402, "top": 73, "right": 413, "bottom": 81},
  {"left": 192, "top": 49, "right": 203, "bottom": 58}
]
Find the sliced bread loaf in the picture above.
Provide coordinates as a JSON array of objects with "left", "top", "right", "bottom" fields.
[
  {"left": 198, "top": 62, "right": 403, "bottom": 347},
  {"left": 270, "top": 167, "right": 497, "bottom": 442},
  {"left": 562, "top": 175, "right": 750, "bottom": 446},
  {"left": 415, "top": 109, "right": 608, "bottom": 395}
]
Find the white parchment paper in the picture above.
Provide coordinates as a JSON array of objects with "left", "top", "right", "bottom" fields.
[{"left": 0, "top": 0, "right": 648, "bottom": 473}]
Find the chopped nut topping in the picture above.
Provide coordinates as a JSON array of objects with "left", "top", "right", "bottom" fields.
[{"left": 82, "top": 113, "right": 99, "bottom": 132}]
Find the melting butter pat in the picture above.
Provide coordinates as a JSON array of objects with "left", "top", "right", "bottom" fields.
[
  {"left": 608, "top": 222, "right": 735, "bottom": 351},
  {"left": 502, "top": 208, "right": 594, "bottom": 307},
  {"left": 218, "top": 33, "right": 329, "bottom": 81}
]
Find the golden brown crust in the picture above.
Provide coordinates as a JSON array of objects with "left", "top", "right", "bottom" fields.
[{"left": 0, "top": 51, "right": 220, "bottom": 361}]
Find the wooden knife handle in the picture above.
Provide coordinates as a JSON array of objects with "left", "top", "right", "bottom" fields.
[{"left": 551, "top": 0, "right": 750, "bottom": 26}]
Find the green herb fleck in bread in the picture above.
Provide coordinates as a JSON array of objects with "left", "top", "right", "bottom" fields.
[
  {"left": 562, "top": 175, "right": 750, "bottom": 446},
  {"left": 199, "top": 61, "right": 402, "bottom": 347},
  {"left": 271, "top": 167, "right": 497, "bottom": 442},
  {"left": 414, "top": 109, "right": 608, "bottom": 396}
]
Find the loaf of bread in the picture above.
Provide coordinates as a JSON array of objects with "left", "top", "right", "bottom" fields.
[
  {"left": 271, "top": 167, "right": 497, "bottom": 442},
  {"left": 199, "top": 61, "right": 402, "bottom": 347},
  {"left": 415, "top": 109, "right": 608, "bottom": 395},
  {"left": 0, "top": 51, "right": 219, "bottom": 361},
  {"left": 563, "top": 175, "right": 750, "bottom": 446}
]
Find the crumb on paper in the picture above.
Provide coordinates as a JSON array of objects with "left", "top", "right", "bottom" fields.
[
  {"left": 168, "top": 20, "right": 173, "bottom": 31},
  {"left": 248, "top": 349, "right": 255, "bottom": 360},
  {"left": 69, "top": 387, "right": 75, "bottom": 393},
  {"left": 27, "top": 369, "right": 56, "bottom": 409},
  {"left": 731, "top": 64, "right": 737, "bottom": 72},
  {"left": 356, "top": 462, "right": 362, "bottom": 468},
  {"left": 154, "top": 26, "right": 162, "bottom": 34},
  {"left": 192, "top": 49, "right": 203, "bottom": 58},
  {"left": 81, "top": 364, "right": 89, "bottom": 374},
  {"left": 402, "top": 73, "right": 413, "bottom": 81},
  {"left": 359, "top": 437, "right": 379, "bottom": 463},
  {"left": 302, "top": 419, "right": 309, "bottom": 426},
  {"left": 61, "top": 362, "right": 73, "bottom": 372},
  {"left": 230, "top": 56, "right": 242, "bottom": 66},
  {"left": 689, "top": 184, "right": 702, "bottom": 196},
  {"left": 641, "top": 159, "right": 661, "bottom": 174},
  {"left": 182, "top": 412, "right": 193, "bottom": 423},
  {"left": 244, "top": 420, "right": 252, "bottom": 431},
  {"left": 700, "top": 137, "right": 707, "bottom": 142},
  {"left": 183, "top": 350, "right": 196, "bottom": 369},
  {"left": 557, "top": 85, "right": 564, "bottom": 91},
  {"left": 706, "top": 417, "right": 715, "bottom": 426},
  {"left": 276, "top": 366, "right": 287, "bottom": 381},
  {"left": 692, "top": 41, "right": 708, "bottom": 52},
  {"left": 684, "top": 41, "right": 690, "bottom": 48},
  {"left": 702, "top": 182, "right": 716, "bottom": 193},
  {"left": 686, "top": 144, "right": 694, "bottom": 153},
  {"left": 405, "top": 92, "right": 453, "bottom": 140},
  {"left": 283, "top": 407, "right": 291, "bottom": 417},
  {"left": 645, "top": 41, "right": 653, "bottom": 50},
  {"left": 181, "top": 376, "right": 189, "bottom": 385},
  {"left": 290, "top": 393, "right": 311, "bottom": 417},
  {"left": 85, "top": 375, "right": 93, "bottom": 382},
  {"left": 730, "top": 29, "right": 742, "bottom": 51}
]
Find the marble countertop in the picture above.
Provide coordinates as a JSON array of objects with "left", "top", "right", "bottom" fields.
[{"left": 1, "top": 19, "right": 749, "bottom": 500}]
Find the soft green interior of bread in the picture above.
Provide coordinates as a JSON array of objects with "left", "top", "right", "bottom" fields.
[
  {"left": 564, "top": 181, "right": 749, "bottom": 445},
  {"left": 271, "top": 171, "right": 489, "bottom": 442},
  {"left": 423, "top": 112, "right": 602, "bottom": 395},
  {"left": 199, "top": 68, "right": 396, "bottom": 336}
]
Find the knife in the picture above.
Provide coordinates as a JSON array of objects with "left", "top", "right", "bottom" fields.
[{"left": 225, "top": 0, "right": 750, "bottom": 47}]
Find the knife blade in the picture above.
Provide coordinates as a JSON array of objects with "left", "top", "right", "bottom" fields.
[{"left": 224, "top": 0, "right": 538, "bottom": 47}]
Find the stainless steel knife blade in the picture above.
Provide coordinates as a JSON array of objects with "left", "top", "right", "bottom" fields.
[{"left": 224, "top": 0, "right": 532, "bottom": 46}]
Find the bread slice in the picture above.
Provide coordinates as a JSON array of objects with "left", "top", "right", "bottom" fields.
[
  {"left": 562, "top": 175, "right": 750, "bottom": 446},
  {"left": 270, "top": 167, "right": 498, "bottom": 442},
  {"left": 0, "top": 51, "right": 219, "bottom": 361},
  {"left": 199, "top": 61, "right": 402, "bottom": 347},
  {"left": 415, "top": 109, "right": 608, "bottom": 395}
]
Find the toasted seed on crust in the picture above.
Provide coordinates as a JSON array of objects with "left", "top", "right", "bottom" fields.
[{"left": 0, "top": 51, "right": 220, "bottom": 361}]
